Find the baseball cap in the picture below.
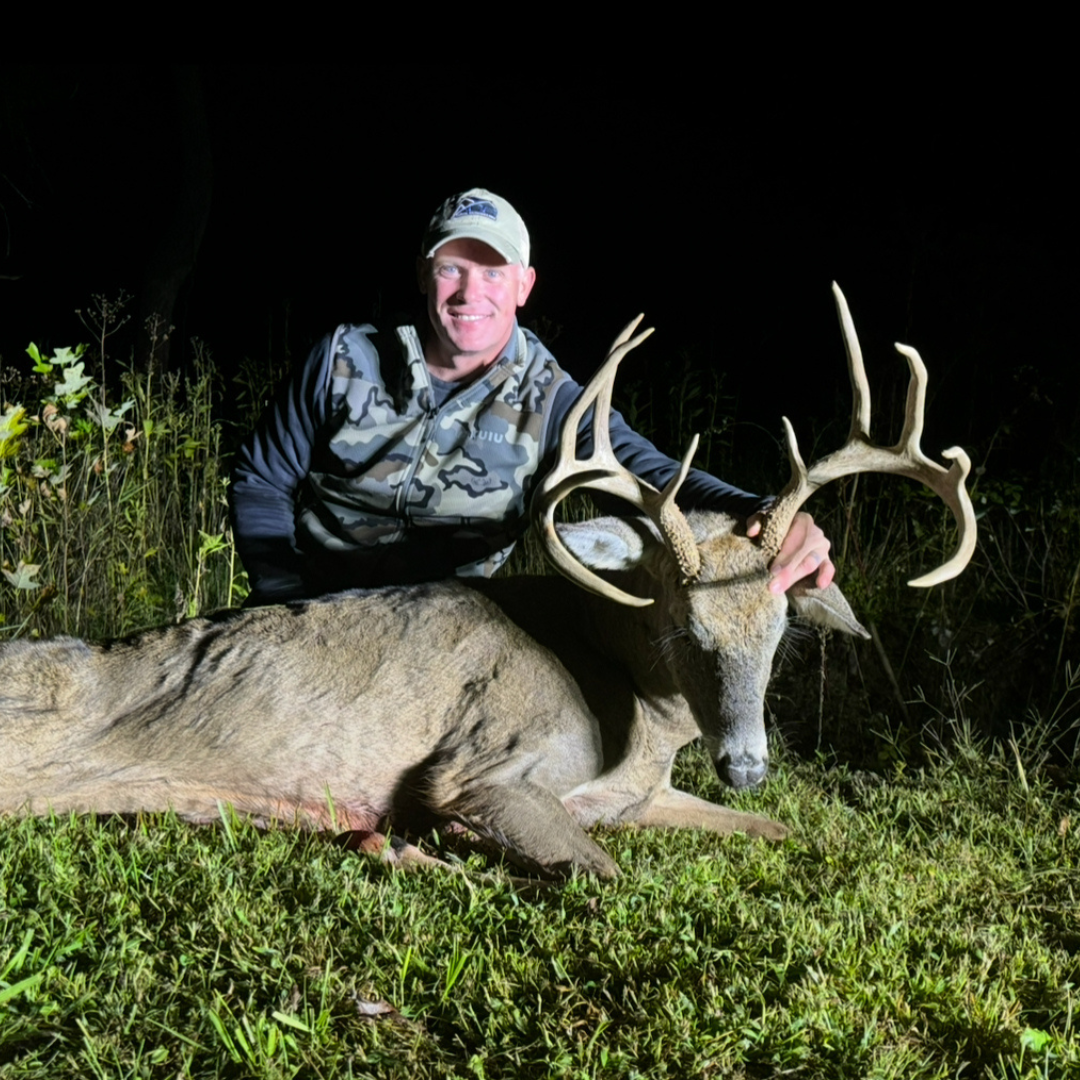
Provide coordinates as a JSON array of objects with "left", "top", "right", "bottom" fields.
[{"left": 421, "top": 188, "right": 531, "bottom": 267}]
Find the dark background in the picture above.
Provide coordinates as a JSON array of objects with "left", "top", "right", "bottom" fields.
[{"left": 1, "top": 65, "right": 1075, "bottom": 477}]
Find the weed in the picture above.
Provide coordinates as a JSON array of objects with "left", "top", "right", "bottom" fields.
[{"left": 1, "top": 310, "right": 240, "bottom": 638}]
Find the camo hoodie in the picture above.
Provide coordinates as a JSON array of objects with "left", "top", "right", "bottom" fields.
[{"left": 231, "top": 323, "right": 767, "bottom": 604}]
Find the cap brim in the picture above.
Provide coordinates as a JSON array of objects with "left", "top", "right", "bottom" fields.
[{"left": 424, "top": 228, "right": 522, "bottom": 265}]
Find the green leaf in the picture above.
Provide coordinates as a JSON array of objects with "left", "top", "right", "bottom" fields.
[
  {"left": 1020, "top": 1027, "right": 1052, "bottom": 1053},
  {"left": 197, "top": 531, "right": 228, "bottom": 558},
  {"left": 0, "top": 929, "right": 35, "bottom": 981},
  {"left": 0, "top": 972, "right": 45, "bottom": 1007},
  {"left": 2, "top": 562, "right": 42, "bottom": 591},
  {"left": 271, "top": 1010, "right": 312, "bottom": 1034},
  {"left": 27, "top": 342, "right": 51, "bottom": 374},
  {"left": 84, "top": 397, "right": 135, "bottom": 432},
  {"left": 51, "top": 344, "right": 87, "bottom": 366},
  {"left": 0, "top": 406, "right": 29, "bottom": 458},
  {"left": 53, "top": 361, "right": 93, "bottom": 403}
]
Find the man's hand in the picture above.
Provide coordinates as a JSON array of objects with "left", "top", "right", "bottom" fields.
[{"left": 746, "top": 511, "right": 834, "bottom": 595}]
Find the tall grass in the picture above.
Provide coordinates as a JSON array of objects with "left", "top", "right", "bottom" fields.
[
  {"left": 0, "top": 305, "right": 241, "bottom": 641},
  {"left": 769, "top": 460, "right": 1080, "bottom": 769}
]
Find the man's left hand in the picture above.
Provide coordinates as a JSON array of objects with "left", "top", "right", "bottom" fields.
[{"left": 746, "top": 511, "right": 834, "bottom": 595}]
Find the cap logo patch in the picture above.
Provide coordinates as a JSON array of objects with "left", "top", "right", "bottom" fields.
[{"left": 452, "top": 196, "right": 498, "bottom": 221}]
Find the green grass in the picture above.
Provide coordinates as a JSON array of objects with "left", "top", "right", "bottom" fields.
[{"left": 1, "top": 738, "right": 1076, "bottom": 1079}]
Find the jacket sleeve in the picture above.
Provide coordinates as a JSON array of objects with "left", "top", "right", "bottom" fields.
[
  {"left": 545, "top": 378, "right": 771, "bottom": 520},
  {"left": 229, "top": 335, "right": 333, "bottom": 603}
]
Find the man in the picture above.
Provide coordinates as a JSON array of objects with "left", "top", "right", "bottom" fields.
[{"left": 230, "top": 189, "right": 832, "bottom": 606}]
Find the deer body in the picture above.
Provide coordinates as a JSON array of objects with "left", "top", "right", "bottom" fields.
[
  {"left": 0, "top": 585, "right": 597, "bottom": 818},
  {"left": 0, "top": 512, "right": 792, "bottom": 879}
]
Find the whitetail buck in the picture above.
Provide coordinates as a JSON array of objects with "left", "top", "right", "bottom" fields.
[{"left": 0, "top": 285, "right": 975, "bottom": 878}]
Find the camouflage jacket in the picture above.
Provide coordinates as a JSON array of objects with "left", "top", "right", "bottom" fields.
[{"left": 231, "top": 323, "right": 766, "bottom": 604}]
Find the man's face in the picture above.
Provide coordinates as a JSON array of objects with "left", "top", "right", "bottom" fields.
[{"left": 419, "top": 238, "right": 536, "bottom": 370}]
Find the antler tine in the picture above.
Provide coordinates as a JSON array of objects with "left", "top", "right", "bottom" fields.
[
  {"left": 834, "top": 280, "right": 872, "bottom": 441},
  {"left": 897, "top": 342, "right": 927, "bottom": 455},
  {"left": 535, "top": 316, "right": 703, "bottom": 608},
  {"left": 553, "top": 314, "right": 651, "bottom": 482},
  {"left": 762, "top": 284, "right": 977, "bottom": 588},
  {"left": 894, "top": 345, "right": 977, "bottom": 587}
]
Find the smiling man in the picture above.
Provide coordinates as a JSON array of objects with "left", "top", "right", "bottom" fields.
[
  {"left": 230, "top": 188, "right": 832, "bottom": 605},
  {"left": 422, "top": 237, "right": 536, "bottom": 381}
]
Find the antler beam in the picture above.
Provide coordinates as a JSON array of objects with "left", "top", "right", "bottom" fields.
[
  {"left": 760, "top": 283, "right": 977, "bottom": 587},
  {"left": 534, "top": 316, "right": 702, "bottom": 607}
]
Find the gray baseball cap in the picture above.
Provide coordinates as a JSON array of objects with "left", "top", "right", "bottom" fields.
[{"left": 421, "top": 188, "right": 531, "bottom": 267}]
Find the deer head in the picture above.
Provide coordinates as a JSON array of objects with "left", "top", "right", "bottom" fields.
[{"left": 533, "top": 285, "right": 977, "bottom": 789}]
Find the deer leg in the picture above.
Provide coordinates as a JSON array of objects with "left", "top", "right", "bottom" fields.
[
  {"left": 561, "top": 777, "right": 657, "bottom": 829},
  {"left": 634, "top": 786, "right": 788, "bottom": 841},
  {"left": 450, "top": 781, "right": 619, "bottom": 879},
  {"left": 336, "top": 830, "right": 456, "bottom": 871}
]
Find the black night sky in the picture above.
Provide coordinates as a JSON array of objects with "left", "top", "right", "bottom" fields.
[{"left": 1, "top": 67, "right": 1074, "bottom": 478}]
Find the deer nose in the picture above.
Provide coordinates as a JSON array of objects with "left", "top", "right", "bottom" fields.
[{"left": 715, "top": 753, "right": 768, "bottom": 790}]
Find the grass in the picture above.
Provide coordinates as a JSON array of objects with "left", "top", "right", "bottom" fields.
[{"left": 1, "top": 735, "right": 1077, "bottom": 1079}]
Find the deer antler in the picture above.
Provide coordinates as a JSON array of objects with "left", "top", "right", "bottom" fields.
[
  {"left": 759, "top": 283, "right": 977, "bottom": 587},
  {"left": 534, "top": 315, "right": 702, "bottom": 608}
]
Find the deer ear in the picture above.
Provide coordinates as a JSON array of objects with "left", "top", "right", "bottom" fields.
[
  {"left": 556, "top": 518, "right": 650, "bottom": 571},
  {"left": 787, "top": 582, "right": 871, "bottom": 639}
]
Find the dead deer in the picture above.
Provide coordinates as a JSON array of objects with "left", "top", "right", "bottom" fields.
[{"left": 0, "top": 285, "right": 975, "bottom": 878}]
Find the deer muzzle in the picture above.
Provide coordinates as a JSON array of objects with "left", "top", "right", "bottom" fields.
[{"left": 714, "top": 751, "right": 769, "bottom": 790}]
